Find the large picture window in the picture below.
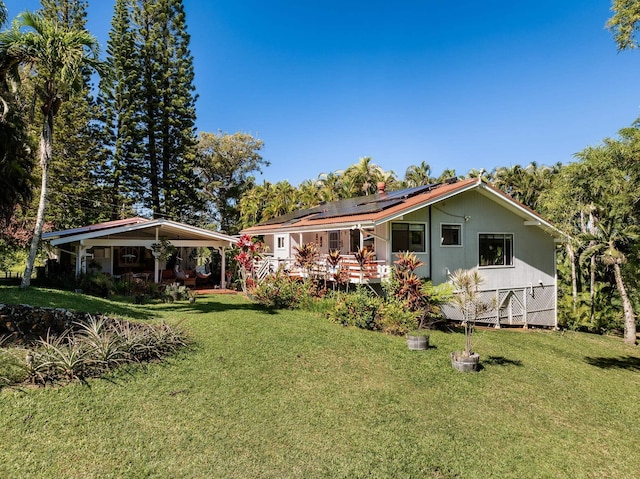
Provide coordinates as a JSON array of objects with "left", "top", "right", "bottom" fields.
[
  {"left": 479, "top": 233, "right": 513, "bottom": 267},
  {"left": 392, "top": 223, "right": 425, "bottom": 252}
]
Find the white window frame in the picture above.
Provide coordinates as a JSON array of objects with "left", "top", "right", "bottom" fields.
[
  {"left": 328, "top": 230, "right": 341, "bottom": 251},
  {"left": 478, "top": 232, "right": 514, "bottom": 268},
  {"left": 440, "top": 223, "right": 463, "bottom": 247},
  {"left": 391, "top": 222, "right": 427, "bottom": 253},
  {"left": 276, "top": 235, "right": 286, "bottom": 250}
]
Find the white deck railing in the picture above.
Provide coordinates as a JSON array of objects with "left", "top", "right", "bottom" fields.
[{"left": 254, "top": 254, "right": 391, "bottom": 284}]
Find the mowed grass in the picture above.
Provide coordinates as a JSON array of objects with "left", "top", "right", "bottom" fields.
[{"left": 1, "top": 286, "right": 640, "bottom": 478}]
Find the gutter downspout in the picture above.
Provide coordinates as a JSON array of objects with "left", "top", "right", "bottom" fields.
[{"left": 428, "top": 205, "right": 433, "bottom": 280}]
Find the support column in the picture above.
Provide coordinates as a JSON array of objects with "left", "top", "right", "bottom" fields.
[
  {"left": 76, "top": 244, "right": 87, "bottom": 277},
  {"left": 220, "top": 246, "right": 226, "bottom": 289}
]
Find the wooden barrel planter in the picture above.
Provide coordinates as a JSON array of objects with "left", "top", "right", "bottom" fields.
[
  {"left": 450, "top": 352, "right": 480, "bottom": 372},
  {"left": 406, "top": 332, "right": 430, "bottom": 350}
]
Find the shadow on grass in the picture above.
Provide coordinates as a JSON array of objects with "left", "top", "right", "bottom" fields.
[
  {"left": 157, "top": 299, "right": 264, "bottom": 314},
  {"left": 0, "top": 286, "right": 154, "bottom": 320},
  {"left": 483, "top": 355, "right": 523, "bottom": 367},
  {"left": 584, "top": 355, "right": 640, "bottom": 371}
]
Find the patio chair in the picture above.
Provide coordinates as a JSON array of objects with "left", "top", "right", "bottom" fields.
[
  {"left": 195, "top": 265, "right": 212, "bottom": 286},
  {"left": 174, "top": 266, "right": 196, "bottom": 288}
]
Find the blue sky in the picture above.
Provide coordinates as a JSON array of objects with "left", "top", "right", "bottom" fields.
[{"left": 4, "top": 0, "right": 640, "bottom": 186}]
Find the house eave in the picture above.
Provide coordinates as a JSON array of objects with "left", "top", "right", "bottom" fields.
[{"left": 47, "top": 218, "right": 238, "bottom": 247}]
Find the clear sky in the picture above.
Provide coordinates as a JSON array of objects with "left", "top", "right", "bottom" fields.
[{"left": 4, "top": 0, "right": 640, "bottom": 186}]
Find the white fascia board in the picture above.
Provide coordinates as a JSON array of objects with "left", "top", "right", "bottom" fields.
[
  {"left": 48, "top": 221, "right": 155, "bottom": 245},
  {"left": 156, "top": 220, "right": 237, "bottom": 243},
  {"left": 47, "top": 219, "right": 237, "bottom": 246},
  {"left": 80, "top": 239, "right": 227, "bottom": 248}
]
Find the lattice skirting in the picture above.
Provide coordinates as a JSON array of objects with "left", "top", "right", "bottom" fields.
[{"left": 441, "top": 285, "right": 556, "bottom": 328}]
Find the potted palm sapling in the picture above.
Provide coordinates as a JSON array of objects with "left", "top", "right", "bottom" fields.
[
  {"left": 449, "top": 268, "right": 493, "bottom": 372},
  {"left": 388, "top": 252, "right": 453, "bottom": 350}
]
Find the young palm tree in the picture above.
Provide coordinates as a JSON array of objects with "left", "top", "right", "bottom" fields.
[
  {"left": 580, "top": 219, "right": 638, "bottom": 345},
  {"left": 0, "top": 12, "right": 103, "bottom": 288}
]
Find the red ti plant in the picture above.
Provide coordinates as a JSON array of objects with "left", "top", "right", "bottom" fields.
[
  {"left": 234, "top": 234, "right": 265, "bottom": 293},
  {"left": 293, "top": 242, "right": 320, "bottom": 279}
]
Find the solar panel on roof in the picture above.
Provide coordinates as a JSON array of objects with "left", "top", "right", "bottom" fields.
[
  {"left": 383, "top": 183, "right": 437, "bottom": 200},
  {"left": 311, "top": 199, "right": 403, "bottom": 220},
  {"left": 256, "top": 182, "right": 446, "bottom": 226},
  {"left": 258, "top": 206, "right": 323, "bottom": 225}
]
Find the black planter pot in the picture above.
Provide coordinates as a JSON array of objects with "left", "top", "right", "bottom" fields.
[{"left": 450, "top": 352, "right": 480, "bottom": 372}]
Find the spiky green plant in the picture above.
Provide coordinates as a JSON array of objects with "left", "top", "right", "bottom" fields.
[
  {"left": 76, "top": 316, "right": 128, "bottom": 370},
  {"left": 37, "top": 330, "right": 89, "bottom": 381},
  {"left": 448, "top": 268, "right": 493, "bottom": 356}
]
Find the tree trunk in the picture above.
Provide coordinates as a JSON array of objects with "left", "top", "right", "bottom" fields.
[
  {"left": 21, "top": 113, "right": 53, "bottom": 288},
  {"left": 588, "top": 208, "right": 597, "bottom": 324},
  {"left": 566, "top": 243, "right": 578, "bottom": 312},
  {"left": 612, "top": 263, "right": 636, "bottom": 345}
]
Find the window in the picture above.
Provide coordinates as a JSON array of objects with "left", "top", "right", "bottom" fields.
[
  {"left": 276, "top": 236, "right": 285, "bottom": 249},
  {"left": 328, "top": 231, "right": 340, "bottom": 251},
  {"left": 479, "top": 233, "right": 513, "bottom": 267},
  {"left": 392, "top": 223, "right": 425, "bottom": 252},
  {"left": 441, "top": 224, "right": 462, "bottom": 246}
]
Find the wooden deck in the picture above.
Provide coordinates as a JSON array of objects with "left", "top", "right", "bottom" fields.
[{"left": 255, "top": 255, "right": 391, "bottom": 284}]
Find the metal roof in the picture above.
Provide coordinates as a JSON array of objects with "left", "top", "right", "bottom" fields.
[
  {"left": 44, "top": 218, "right": 238, "bottom": 247},
  {"left": 242, "top": 178, "right": 565, "bottom": 239}
]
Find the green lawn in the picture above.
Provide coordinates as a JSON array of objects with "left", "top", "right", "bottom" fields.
[{"left": 1, "top": 286, "right": 639, "bottom": 478}]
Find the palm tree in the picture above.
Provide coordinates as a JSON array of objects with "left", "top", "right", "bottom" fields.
[
  {"left": 0, "top": 12, "right": 103, "bottom": 288},
  {"left": 435, "top": 169, "right": 457, "bottom": 183},
  {"left": 262, "top": 180, "right": 296, "bottom": 220},
  {"left": 580, "top": 219, "right": 638, "bottom": 345},
  {"left": 404, "top": 161, "right": 432, "bottom": 188},
  {"left": 493, "top": 163, "right": 559, "bottom": 210},
  {"left": 297, "top": 179, "right": 320, "bottom": 209},
  {"left": 317, "top": 171, "right": 344, "bottom": 203},
  {"left": 239, "top": 181, "right": 271, "bottom": 227},
  {"left": 344, "top": 156, "right": 385, "bottom": 195}
]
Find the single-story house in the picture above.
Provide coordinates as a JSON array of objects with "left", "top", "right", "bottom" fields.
[
  {"left": 242, "top": 177, "right": 565, "bottom": 328},
  {"left": 42, "top": 217, "right": 237, "bottom": 288}
]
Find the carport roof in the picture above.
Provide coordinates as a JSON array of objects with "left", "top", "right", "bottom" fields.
[{"left": 43, "top": 218, "right": 238, "bottom": 247}]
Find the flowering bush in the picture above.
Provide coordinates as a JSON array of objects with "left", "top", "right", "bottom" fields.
[
  {"left": 233, "top": 234, "right": 265, "bottom": 292},
  {"left": 248, "top": 270, "right": 304, "bottom": 309}
]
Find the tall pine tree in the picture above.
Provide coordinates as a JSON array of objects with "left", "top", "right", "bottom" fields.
[
  {"left": 99, "top": 0, "right": 142, "bottom": 220},
  {"left": 101, "top": 0, "right": 199, "bottom": 221}
]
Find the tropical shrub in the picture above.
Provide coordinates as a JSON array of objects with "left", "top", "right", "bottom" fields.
[
  {"left": 163, "top": 282, "right": 190, "bottom": 302},
  {"left": 377, "top": 299, "right": 420, "bottom": 335},
  {"left": 77, "top": 272, "right": 114, "bottom": 298},
  {"left": 249, "top": 270, "right": 305, "bottom": 309},
  {"left": 327, "top": 287, "right": 383, "bottom": 330}
]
